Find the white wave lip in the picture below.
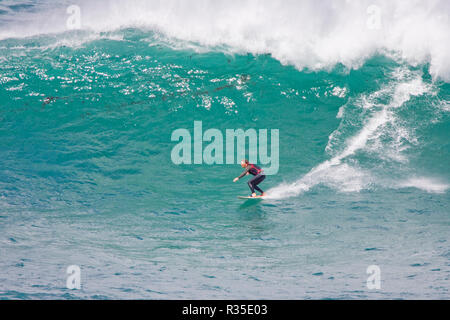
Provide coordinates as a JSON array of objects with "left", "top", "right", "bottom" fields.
[{"left": 1, "top": 0, "right": 449, "bottom": 81}]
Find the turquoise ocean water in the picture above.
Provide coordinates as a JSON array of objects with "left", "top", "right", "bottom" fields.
[{"left": 0, "top": 0, "right": 449, "bottom": 299}]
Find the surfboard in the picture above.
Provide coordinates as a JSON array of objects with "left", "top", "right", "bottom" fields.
[{"left": 238, "top": 196, "right": 265, "bottom": 199}]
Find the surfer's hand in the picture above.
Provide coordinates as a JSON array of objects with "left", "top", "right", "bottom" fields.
[{"left": 233, "top": 177, "right": 238, "bottom": 182}]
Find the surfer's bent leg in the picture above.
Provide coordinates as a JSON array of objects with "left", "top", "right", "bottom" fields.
[
  {"left": 248, "top": 174, "right": 265, "bottom": 194},
  {"left": 247, "top": 179, "right": 255, "bottom": 193}
]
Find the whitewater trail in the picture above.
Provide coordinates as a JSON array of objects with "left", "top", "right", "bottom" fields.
[{"left": 267, "top": 68, "right": 448, "bottom": 199}]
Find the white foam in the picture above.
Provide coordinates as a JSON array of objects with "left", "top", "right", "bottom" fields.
[
  {"left": 0, "top": 0, "right": 449, "bottom": 81},
  {"left": 268, "top": 68, "right": 435, "bottom": 199},
  {"left": 331, "top": 86, "right": 348, "bottom": 98},
  {"left": 397, "top": 177, "right": 449, "bottom": 194}
]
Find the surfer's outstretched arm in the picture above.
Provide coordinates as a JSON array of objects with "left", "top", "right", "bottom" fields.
[
  {"left": 233, "top": 167, "right": 249, "bottom": 182},
  {"left": 237, "top": 167, "right": 250, "bottom": 179}
]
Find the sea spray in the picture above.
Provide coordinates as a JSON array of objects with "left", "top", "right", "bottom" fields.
[{"left": 1, "top": 0, "right": 449, "bottom": 81}]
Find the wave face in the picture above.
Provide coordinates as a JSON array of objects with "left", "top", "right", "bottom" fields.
[
  {"left": 1, "top": 0, "right": 450, "bottom": 81},
  {"left": 0, "top": 1, "right": 449, "bottom": 300},
  {"left": 268, "top": 67, "right": 449, "bottom": 199}
]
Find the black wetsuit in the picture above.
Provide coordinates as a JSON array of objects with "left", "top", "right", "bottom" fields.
[{"left": 238, "top": 164, "right": 265, "bottom": 194}]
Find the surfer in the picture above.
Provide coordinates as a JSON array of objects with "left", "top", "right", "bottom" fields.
[{"left": 233, "top": 159, "right": 266, "bottom": 197}]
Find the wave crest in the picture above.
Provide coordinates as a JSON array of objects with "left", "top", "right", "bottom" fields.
[{"left": 1, "top": 0, "right": 449, "bottom": 81}]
